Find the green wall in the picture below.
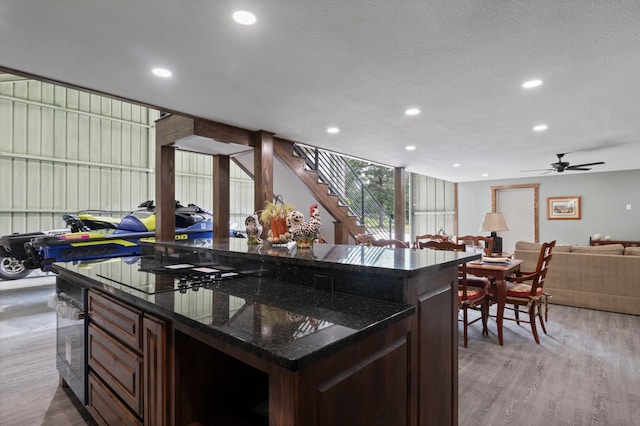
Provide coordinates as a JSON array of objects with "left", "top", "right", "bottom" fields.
[{"left": 458, "top": 169, "right": 640, "bottom": 245}]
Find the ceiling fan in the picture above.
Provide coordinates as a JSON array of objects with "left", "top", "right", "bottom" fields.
[{"left": 522, "top": 153, "right": 605, "bottom": 173}]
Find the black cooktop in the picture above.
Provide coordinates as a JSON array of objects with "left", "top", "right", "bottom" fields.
[{"left": 95, "top": 259, "right": 266, "bottom": 295}]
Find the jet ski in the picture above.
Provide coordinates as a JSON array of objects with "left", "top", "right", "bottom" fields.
[{"left": 0, "top": 200, "right": 213, "bottom": 278}]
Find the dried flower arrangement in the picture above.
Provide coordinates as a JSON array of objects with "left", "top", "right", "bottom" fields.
[{"left": 259, "top": 195, "right": 295, "bottom": 244}]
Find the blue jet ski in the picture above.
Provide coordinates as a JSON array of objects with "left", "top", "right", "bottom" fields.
[{"left": 0, "top": 201, "right": 213, "bottom": 275}]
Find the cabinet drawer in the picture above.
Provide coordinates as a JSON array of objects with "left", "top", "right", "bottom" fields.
[
  {"left": 88, "top": 323, "right": 143, "bottom": 416},
  {"left": 88, "top": 371, "right": 142, "bottom": 426},
  {"left": 88, "top": 290, "right": 142, "bottom": 350}
]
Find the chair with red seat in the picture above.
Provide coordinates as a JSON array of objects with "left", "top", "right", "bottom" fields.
[
  {"left": 488, "top": 240, "right": 555, "bottom": 344},
  {"left": 456, "top": 235, "right": 494, "bottom": 289},
  {"left": 419, "top": 240, "right": 488, "bottom": 347}
]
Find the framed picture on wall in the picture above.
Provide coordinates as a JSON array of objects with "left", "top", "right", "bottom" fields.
[{"left": 547, "top": 196, "right": 581, "bottom": 220}]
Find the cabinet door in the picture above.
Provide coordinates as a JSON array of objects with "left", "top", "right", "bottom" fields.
[
  {"left": 88, "top": 371, "right": 143, "bottom": 426},
  {"left": 88, "top": 323, "right": 143, "bottom": 416},
  {"left": 143, "top": 315, "right": 168, "bottom": 426},
  {"left": 88, "top": 290, "right": 142, "bottom": 350}
]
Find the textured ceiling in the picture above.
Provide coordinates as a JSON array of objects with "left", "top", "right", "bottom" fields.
[{"left": 1, "top": 1, "right": 639, "bottom": 182}]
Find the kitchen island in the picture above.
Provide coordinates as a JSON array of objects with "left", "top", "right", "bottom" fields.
[{"left": 54, "top": 240, "right": 478, "bottom": 425}]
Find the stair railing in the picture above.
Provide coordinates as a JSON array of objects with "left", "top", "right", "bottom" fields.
[{"left": 293, "top": 144, "right": 394, "bottom": 240}]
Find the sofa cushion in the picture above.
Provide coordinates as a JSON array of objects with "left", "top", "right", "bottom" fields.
[
  {"left": 624, "top": 247, "right": 640, "bottom": 256},
  {"left": 571, "top": 244, "right": 624, "bottom": 255},
  {"left": 515, "top": 241, "right": 541, "bottom": 251},
  {"left": 515, "top": 241, "right": 570, "bottom": 252}
]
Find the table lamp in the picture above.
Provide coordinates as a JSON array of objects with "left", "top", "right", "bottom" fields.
[{"left": 480, "top": 212, "right": 509, "bottom": 254}]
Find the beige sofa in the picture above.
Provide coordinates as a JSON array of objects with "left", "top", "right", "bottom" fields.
[{"left": 514, "top": 241, "right": 640, "bottom": 315}]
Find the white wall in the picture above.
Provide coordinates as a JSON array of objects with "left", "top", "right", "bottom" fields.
[
  {"left": 234, "top": 151, "right": 337, "bottom": 244},
  {"left": 458, "top": 170, "right": 640, "bottom": 245}
]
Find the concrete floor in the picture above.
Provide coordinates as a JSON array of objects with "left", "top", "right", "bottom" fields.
[{"left": 0, "top": 274, "right": 57, "bottom": 339}]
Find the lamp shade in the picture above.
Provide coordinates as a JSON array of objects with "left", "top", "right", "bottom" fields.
[{"left": 480, "top": 212, "right": 509, "bottom": 232}]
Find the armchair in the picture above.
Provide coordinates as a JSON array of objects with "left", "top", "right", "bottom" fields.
[{"left": 488, "top": 240, "right": 555, "bottom": 344}]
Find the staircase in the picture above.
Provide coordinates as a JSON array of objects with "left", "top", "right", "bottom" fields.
[{"left": 273, "top": 139, "right": 394, "bottom": 243}]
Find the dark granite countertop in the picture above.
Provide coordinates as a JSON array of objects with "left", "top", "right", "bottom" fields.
[
  {"left": 149, "top": 238, "right": 480, "bottom": 278},
  {"left": 53, "top": 255, "right": 415, "bottom": 371},
  {"left": 146, "top": 239, "right": 480, "bottom": 304}
]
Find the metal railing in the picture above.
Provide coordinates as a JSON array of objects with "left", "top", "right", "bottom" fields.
[{"left": 293, "top": 144, "right": 394, "bottom": 240}]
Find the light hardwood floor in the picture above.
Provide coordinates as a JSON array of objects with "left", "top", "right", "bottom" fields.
[
  {"left": 0, "top": 276, "right": 96, "bottom": 426},
  {"left": 1, "top": 277, "right": 639, "bottom": 425},
  {"left": 459, "top": 304, "right": 640, "bottom": 425}
]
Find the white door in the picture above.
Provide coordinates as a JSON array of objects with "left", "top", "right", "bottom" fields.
[{"left": 495, "top": 187, "right": 536, "bottom": 254}]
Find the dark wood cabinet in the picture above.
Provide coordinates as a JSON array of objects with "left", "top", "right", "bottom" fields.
[
  {"left": 57, "top": 241, "right": 472, "bottom": 426},
  {"left": 87, "top": 290, "right": 167, "bottom": 426},
  {"left": 88, "top": 371, "right": 143, "bottom": 426},
  {"left": 143, "top": 315, "right": 168, "bottom": 426},
  {"left": 173, "top": 314, "right": 412, "bottom": 426},
  {"left": 88, "top": 323, "right": 143, "bottom": 416},
  {"left": 291, "top": 317, "right": 411, "bottom": 426},
  {"left": 88, "top": 290, "right": 142, "bottom": 350}
]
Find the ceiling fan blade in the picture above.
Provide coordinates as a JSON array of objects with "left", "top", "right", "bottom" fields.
[
  {"left": 565, "top": 167, "right": 592, "bottom": 171},
  {"left": 520, "top": 168, "right": 553, "bottom": 172},
  {"left": 565, "top": 140, "right": 638, "bottom": 154},
  {"left": 566, "top": 161, "right": 605, "bottom": 169}
]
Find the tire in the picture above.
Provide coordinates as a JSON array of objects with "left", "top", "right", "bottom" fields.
[{"left": 0, "top": 256, "right": 32, "bottom": 280}]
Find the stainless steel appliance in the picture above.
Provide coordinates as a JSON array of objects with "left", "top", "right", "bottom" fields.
[{"left": 54, "top": 278, "right": 87, "bottom": 404}]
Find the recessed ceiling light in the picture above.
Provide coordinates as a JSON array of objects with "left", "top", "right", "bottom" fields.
[
  {"left": 327, "top": 127, "right": 340, "bottom": 134},
  {"left": 452, "top": 163, "right": 461, "bottom": 168},
  {"left": 522, "top": 79, "right": 543, "bottom": 89},
  {"left": 481, "top": 173, "right": 489, "bottom": 177},
  {"left": 405, "top": 108, "right": 421, "bottom": 116},
  {"left": 233, "top": 10, "right": 256, "bottom": 25},
  {"left": 152, "top": 68, "right": 172, "bottom": 78},
  {"left": 405, "top": 145, "right": 416, "bottom": 151},
  {"left": 533, "top": 124, "right": 548, "bottom": 132}
]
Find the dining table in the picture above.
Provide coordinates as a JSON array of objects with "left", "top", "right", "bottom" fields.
[{"left": 463, "top": 257, "right": 524, "bottom": 346}]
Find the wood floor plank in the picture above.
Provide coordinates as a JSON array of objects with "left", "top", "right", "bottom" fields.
[
  {"left": 459, "top": 304, "right": 640, "bottom": 426},
  {"left": 0, "top": 329, "right": 96, "bottom": 425},
  {"left": 2, "top": 279, "right": 639, "bottom": 425}
]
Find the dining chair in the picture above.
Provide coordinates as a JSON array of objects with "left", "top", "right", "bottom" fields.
[
  {"left": 354, "top": 233, "right": 376, "bottom": 245},
  {"left": 418, "top": 240, "right": 463, "bottom": 251},
  {"left": 356, "top": 234, "right": 409, "bottom": 248},
  {"left": 456, "top": 235, "right": 494, "bottom": 256},
  {"left": 456, "top": 235, "right": 494, "bottom": 289},
  {"left": 488, "top": 240, "right": 556, "bottom": 344},
  {"left": 419, "top": 240, "right": 488, "bottom": 347},
  {"left": 371, "top": 238, "right": 409, "bottom": 248},
  {"left": 413, "top": 234, "right": 450, "bottom": 249}
]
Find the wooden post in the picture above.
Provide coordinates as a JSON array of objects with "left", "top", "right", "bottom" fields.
[
  {"left": 213, "top": 155, "right": 230, "bottom": 242},
  {"left": 155, "top": 115, "right": 195, "bottom": 242},
  {"left": 394, "top": 167, "right": 406, "bottom": 243},
  {"left": 254, "top": 131, "right": 274, "bottom": 220},
  {"left": 156, "top": 145, "right": 176, "bottom": 242},
  {"left": 155, "top": 114, "right": 254, "bottom": 243}
]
